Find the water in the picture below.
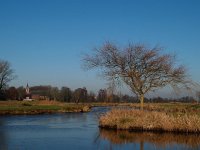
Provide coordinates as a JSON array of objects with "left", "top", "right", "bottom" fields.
[{"left": 0, "top": 107, "right": 200, "bottom": 150}]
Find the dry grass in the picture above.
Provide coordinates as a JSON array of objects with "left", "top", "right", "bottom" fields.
[
  {"left": 99, "top": 109, "right": 200, "bottom": 133},
  {"left": 129, "top": 103, "right": 200, "bottom": 116}
]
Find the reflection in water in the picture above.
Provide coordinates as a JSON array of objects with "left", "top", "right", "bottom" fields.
[
  {"left": 0, "top": 120, "right": 8, "bottom": 150},
  {"left": 99, "top": 129, "right": 200, "bottom": 149}
]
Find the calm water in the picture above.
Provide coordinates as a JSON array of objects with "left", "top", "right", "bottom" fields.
[{"left": 0, "top": 107, "right": 200, "bottom": 150}]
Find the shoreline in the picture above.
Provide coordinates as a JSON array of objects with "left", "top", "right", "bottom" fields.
[
  {"left": 0, "top": 100, "right": 91, "bottom": 115},
  {"left": 99, "top": 126, "right": 200, "bottom": 134},
  {"left": 0, "top": 108, "right": 91, "bottom": 115}
]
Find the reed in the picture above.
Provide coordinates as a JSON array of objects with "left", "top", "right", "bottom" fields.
[{"left": 99, "top": 109, "right": 200, "bottom": 133}]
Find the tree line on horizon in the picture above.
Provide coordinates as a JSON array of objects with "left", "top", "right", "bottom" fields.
[{"left": 0, "top": 85, "right": 197, "bottom": 103}]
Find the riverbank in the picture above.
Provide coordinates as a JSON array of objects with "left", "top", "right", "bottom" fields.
[
  {"left": 99, "top": 103, "right": 200, "bottom": 133},
  {"left": 0, "top": 100, "right": 91, "bottom": 115},
  {"left": 0, "top": 100, "right": 135, "bottom": 115}
]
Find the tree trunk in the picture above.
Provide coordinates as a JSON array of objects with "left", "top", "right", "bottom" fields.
[{"left": 140, "top": 94, "right": 144, "bottom": 110}]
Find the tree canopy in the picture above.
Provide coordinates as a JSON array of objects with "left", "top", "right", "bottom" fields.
[{"left": 83, "top": 42, "right": 190, "bottom": 109}]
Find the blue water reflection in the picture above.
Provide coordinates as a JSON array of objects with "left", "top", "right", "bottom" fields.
[{"left": 0, "top": 107, "right": 199, "bottom": 150}]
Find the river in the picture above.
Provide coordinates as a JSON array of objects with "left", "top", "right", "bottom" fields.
[{"left": 0, "top": 107, "right": 200, "bottom": 150}]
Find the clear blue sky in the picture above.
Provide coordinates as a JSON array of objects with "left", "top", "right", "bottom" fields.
[{"left": 0, "top": 0, "right": 200, "bottom": 96}]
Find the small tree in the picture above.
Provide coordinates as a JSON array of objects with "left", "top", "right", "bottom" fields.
[
  {"left": 88, "top": 91, "right": 96, "bottom": 102},
  {"left": 97, "top": 89, "right": 107, "bottom": 102},
  {"left": 17, "top": 86, "right": 26, "bottom": 100},
  {"left": 6, "top": 87, "right": 18, "bottom": 100},
  {"left": 60, "top": 87, "right": 72, "bottom": 102},
  {"left": 83, "top": 42, "right": 189, "bottom": 110},
  {"left": 73, "top": 87, "right": 88, "bottom": 103},
  {"left": 50, "top": 87, "right": 59, "bottom": 101},
  {"left": 0, "top": 60, "right": 15, "bottom": 91}
]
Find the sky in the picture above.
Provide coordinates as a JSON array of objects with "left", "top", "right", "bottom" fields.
[{"left": 0, "top": 0, "right": 200, "bottom": 97}]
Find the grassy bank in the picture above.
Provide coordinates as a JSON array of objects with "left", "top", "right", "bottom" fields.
[
  {"left": 0, "top": 100, "right": 91, "bottom": 115},
  {"left": 99, "top": 105, "right": 200, "bottom": 133}
]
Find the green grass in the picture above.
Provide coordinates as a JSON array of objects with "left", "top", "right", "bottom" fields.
[{"left": 0, "top": 100, "right": 91, "bottom": 115}]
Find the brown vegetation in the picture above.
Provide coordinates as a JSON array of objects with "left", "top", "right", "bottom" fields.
[
  {"left": 99, "top": 108, "right": 200, "bottom": 133},
  {"left": 129, "top": 102, "right": 200, "bottom": 115}
]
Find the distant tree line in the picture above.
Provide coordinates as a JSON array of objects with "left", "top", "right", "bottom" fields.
[{"left": 0, "top": 85, "right": 198, "bottom": 103}]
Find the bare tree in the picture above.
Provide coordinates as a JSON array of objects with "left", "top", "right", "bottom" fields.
[
  {"left": 73, "top": 87, "right": 87, "bottom": 103},
  {"left": 50, "top": 87, "right": 59, "bottom": 101},
  {"left": 97, "top": 89, "right": 107, "bottom": 102},
  {"left": 17, "top": 86, "right": 26, "bottom": 100},
  {"left": 6, "top": 87, "right": 18, "bottom": 100},
  {"left": 60, "top": 86, "right": 72, "bottom": 102},
  {"left": 0, "top": 60, "right": 15, "bottom": 91},
  {"left": 83, "top": 42, "right": 190, "bottom": 109}
]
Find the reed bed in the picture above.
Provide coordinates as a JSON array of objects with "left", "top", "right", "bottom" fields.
[{"left": 99, "top": 109, "right": 200, "bottom": 133}]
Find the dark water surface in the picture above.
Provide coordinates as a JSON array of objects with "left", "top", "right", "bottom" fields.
[{"left": 0, "top": 107, "right": 200, "bottom": 150}]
